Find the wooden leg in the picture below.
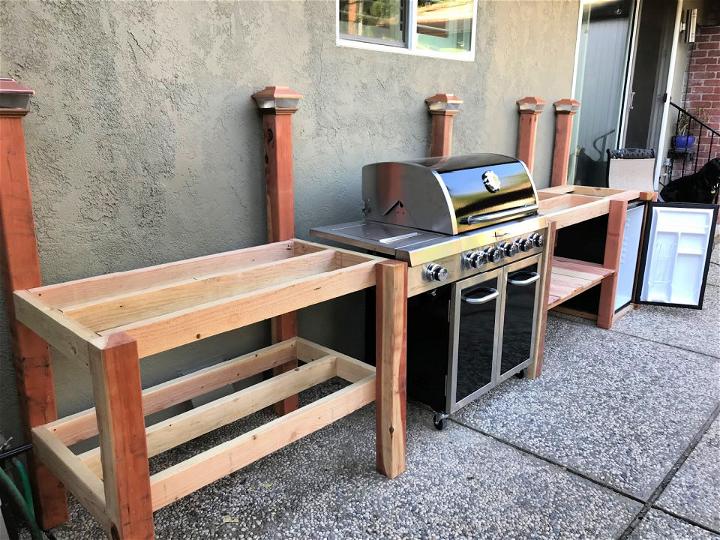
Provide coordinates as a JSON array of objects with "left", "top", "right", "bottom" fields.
[
  {"left": 375, "top": 260, "right": 407, "bottom": 479},
  {"left": 597, "top": 200, "right": 627, "bottom": 329},
  {"left": 271, "top": 312, "right": 299, "bottom": 415},
  {"left": 527, "top": 223, "right": 556, "bottom": 380},
  {"left": 90, "top": 334, "right": 153, "bottom": 539}
]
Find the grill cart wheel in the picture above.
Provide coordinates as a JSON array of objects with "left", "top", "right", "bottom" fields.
[{"left": 433, "top": 412, "right": 448, "bottom": 431}]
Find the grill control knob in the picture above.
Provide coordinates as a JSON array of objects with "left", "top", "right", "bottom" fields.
[
  {"left": 486, "top": 247, "right": 504, "bottom": 263},
  {"left": 424, "top": 263, "right": 449, "bottom": 282},
  {"left": 519, "top": 238, "right": 534, "bottom": 252},
  {"left": 500, "top": 241, "right": 520, "bottom": 257},
  {"left": 530, "top": 233, "right": 545, "bottom": 248},
  {"left": 464, "top": 250, "right": 487, "bottom": 269}
]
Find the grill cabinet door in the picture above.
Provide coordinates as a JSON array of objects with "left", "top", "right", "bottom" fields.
[
  {"left": 500, "top": 257, "right": 541, "bottom": 378},
  {"left": 450, "top": 270, "right": 501, "bottom": 409}
]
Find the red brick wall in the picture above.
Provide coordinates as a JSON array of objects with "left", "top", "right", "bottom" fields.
[{"left": 685, "top": 25, "right": 720, "bottom": 163}]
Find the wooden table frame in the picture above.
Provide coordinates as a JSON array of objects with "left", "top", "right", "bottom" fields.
[
  {"left": 14, "top": 238, "right": 407, "bottom": 539},
  {"left": 527, "top": 185, "right": 655, "bottom": 376}
]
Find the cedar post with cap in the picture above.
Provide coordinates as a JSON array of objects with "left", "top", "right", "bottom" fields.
[{"left": 425, "top": 93, "right": 463, "bottom": 157}]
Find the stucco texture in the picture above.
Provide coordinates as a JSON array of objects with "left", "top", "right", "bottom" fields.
[{"left": 0, "top": 1, "right": 578, "bottom": 441}]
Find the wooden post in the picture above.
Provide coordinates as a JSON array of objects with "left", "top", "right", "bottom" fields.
[
  {"left": 550, "top": 98, "right": 580, "bottom": 187},
  {"left": 252, "top": 86, "right": 303, "bottom": 416},
  {"left": 375, "top": 260, "right": 407, "bottom": 479},
  {"left": 0, "top": 78, "right": 68, "bottom": 527},
  {"left": 425, "top": 93, "right": 463, "bottom": 158},
  {"left": 526, "top": 222, "right": 556, "bottom": 380},
  {"left": 516, "top": 97, "right": 545, "bottom": 174},
  {"left": 597, "top": 200, "right": 627, "bottom": 329},
  {"left": 90, "top": 334, "right": 153, "bottom": 539}
]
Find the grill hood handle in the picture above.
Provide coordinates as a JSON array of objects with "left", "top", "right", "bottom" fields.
[{"left": 462, "top": 204, "right": 538, "bottom": 225}]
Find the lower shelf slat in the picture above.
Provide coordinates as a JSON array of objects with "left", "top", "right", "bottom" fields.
[
  {"left": 548, "top": 257, "right": 614, "bottom": 310},
  {"left": 149, "top": 374, "right": 376, "bottom": 511}
]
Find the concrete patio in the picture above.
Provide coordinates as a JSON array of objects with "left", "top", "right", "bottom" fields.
[{"left": 40, "top": 246, "right": 720, "bottom": 539}]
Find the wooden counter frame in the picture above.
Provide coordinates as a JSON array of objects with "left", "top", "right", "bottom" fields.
[{"left": 15, "top": 239, "right": 408, "bottom": 538}]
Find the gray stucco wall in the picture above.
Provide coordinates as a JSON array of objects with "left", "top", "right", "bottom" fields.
[{"left": 0, "top": 0, "right": 578, "bottom": 441}]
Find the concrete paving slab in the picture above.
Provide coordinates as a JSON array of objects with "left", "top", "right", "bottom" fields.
[
  {"left": 47, "top": 384, "right": 641, "bottom": 540},
  {"left": 611, "top": 284, "right": 720, "bottom": 358},
  {"left": 629, "top": 510, "right": 720, "bottom": 539},
  {"left": 656, "top": 415, "right": 720, "bottom": 533},
  {"left": 455, "top": 316, "right": 720, "bottom": 499},
  {"left": 709, "top": 262, "right": 720, "bottom": 287}
]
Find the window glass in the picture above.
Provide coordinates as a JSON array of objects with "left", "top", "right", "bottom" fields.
[
  {"left": 415, "top": 0, "right": 474, "bottom": 53},
  {"left": 339, "top": 0, "right": 406, "bottom": 46}
]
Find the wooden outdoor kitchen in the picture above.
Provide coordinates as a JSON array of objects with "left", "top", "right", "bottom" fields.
[{"left": 0, "top": 80, "right": 715, "bottom": 539}]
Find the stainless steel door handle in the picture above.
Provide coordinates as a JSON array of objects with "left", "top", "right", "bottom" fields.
[
  {"left": 462, "top": 288, "right": 499, "bottom": 305},
  {"left": 508, "top": 271, "right": 540, "bottom": 286}
]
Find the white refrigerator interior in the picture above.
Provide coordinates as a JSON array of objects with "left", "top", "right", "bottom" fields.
[
  {"left": 615, "top": 205, "right": 645, "bottom": 310},
  {"left": 639, "top": 206, "right": 715, "bottom": 306}
]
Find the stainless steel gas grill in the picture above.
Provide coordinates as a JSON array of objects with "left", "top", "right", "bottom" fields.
[{"left": 312, "top": 154, "right": 550, "bottom": 429}]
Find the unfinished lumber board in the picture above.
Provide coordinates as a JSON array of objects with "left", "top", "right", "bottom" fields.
[
  {"left": 296, "top": 337, "right": 375, "bottom": 382},
  {"left": 32, "top": 240, "right": 313, "bottom": 308},
  {"left": 375, "top": 260, "right": 408, "bottom": 479},
  {"left": 89, "top": 334, "right": 153, "bottom": 539},
  {"left": 48, "top": 339, "right": 299, "bottom": 446},
  {"left": 597, "top": 199, "right": 628, "bottom": 329},
  {"left": 14, "top": 290, "right": 104, "bottom": 366},
  {"left": 99, "top": 260, "right": 377, "bottom": 358},
  {"left": 63, "top": 249, "right": 337, "bottom": 332},
  {"left": 149, "top": 375, "right": 375, "bottom": 510},
  {"left": 81, "top": 355, "right": 338, "bottom": 476},
  {"left": 0, "top": 94, "right": 68, "bottom": 526},
  {"left": 31, "top": 427, "right": 108, "bottom": 530}
]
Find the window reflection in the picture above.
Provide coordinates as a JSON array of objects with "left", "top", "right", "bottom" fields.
[
  {"left": 339, "top": 0, "right": 406, "bottom": 46},
  {"left": 416, "top": 0, "right": 473, "bottom": 53}
]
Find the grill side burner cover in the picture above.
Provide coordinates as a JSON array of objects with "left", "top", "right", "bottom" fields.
[{"left": 362, "top": 153, "right": 538, "bottom": 235}]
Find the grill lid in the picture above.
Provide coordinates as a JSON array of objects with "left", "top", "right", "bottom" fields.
[{"left": 362, "top": 153, "right": 538, "bottom": 235}]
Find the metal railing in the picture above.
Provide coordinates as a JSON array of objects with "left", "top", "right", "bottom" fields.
[{"left": 668, "top": 101, "right": 720, "bottom": 182}]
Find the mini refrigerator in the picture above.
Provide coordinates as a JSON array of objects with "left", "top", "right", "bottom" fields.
[{"left": 615, "top": 202, "right": 718, "bottom": 311}]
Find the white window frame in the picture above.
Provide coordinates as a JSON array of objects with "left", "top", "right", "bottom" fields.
[{"left": 336, "top": 0, "right": 479, "bottom": 62}]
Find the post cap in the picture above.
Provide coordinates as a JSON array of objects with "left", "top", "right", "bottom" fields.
[
  {"left": 0, "top": 77, "right": 34, "bottom": 115},
  {"left": 252, "top": 86, "right": 302, "bottom": 114},
  {"left": 425, "top": 93, "right": 463, "bottom": 115},
  {"left": 553, "top": 98, "right": 580, "bottom": 114},
  {"left": 517, "top": 96, "right": 546, "bottom": 113}
]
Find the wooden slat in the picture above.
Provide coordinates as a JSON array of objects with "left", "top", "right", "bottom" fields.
[
  {"left": 63, "top": 249, "right": 337, "bottom": 332},
  {"left": 526, "top": 224, "right": 555, "bottom": 380},
  {"left": 47, "top": 339, "right": 298, "bottom": 446},
  {"left": 149, "top": 375, "right": 375, "bottom": 511},
  {"left": 547, "top": 255, "right": 613, "bottom": 310},
  {"left": 80, "top": 355, "right": 338, "bottom": 477},
  {"left": 541, "top": 198, "right": 612, "bottom": 230},
  {"left": 30, "top": 240, "right": 306, "bottom": 309},
  {"left": 31, "top": 427, "right": 109, "bottom": 530},
  {"left": 100, "top": 261, "right": 377, "bottom": 358},
  {"left": 375, "top": 260, "right": 407, "bottom": 479},
  {"left": 14, "top": 290, "right": 102, "bottom": 366},
  {"left": 296, "top": 337, "right": 375, "bottom": 383},
  {"left": 89, "top": 334, "right": 153, "bottom": 539}
]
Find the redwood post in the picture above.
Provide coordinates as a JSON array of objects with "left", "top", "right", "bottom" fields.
[
  {"left": 425, "top": 93, "right": 463, "bottom": 157},
  {"left": 89, "top": 334, "right": 153, "bottom": 539},
  {"left": 550, "top": 98, "right": 580, "bottom": 187},
  {"left": 0, "top": 78, "right": 68, "bottom": 527},
  {"left": 375, "top": 260, "right": 408, "bottom": 479},
  {"left": 516, "top": 97, "right": 545, "bottom": 174},
  {"left": 252, "top": 86, "right": 302, "bottom": 416},
  {"left": 526, "top": 222, "right": 556, "bottom": 380}
]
